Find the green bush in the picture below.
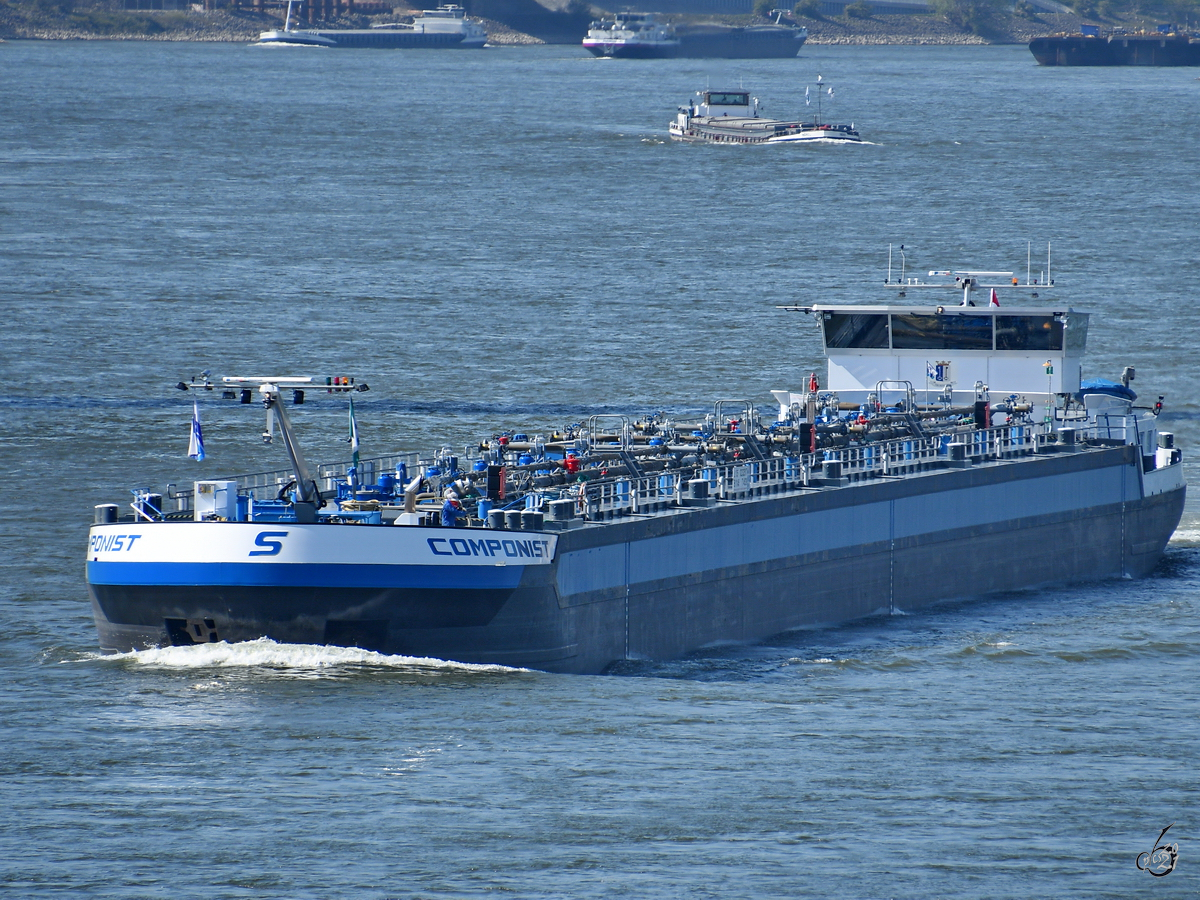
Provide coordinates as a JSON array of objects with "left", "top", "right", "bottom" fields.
[
  {"left": 793, "top": 0, "right": 822, "bottom": 16},
  {"left": 930, "top": 0, "right": 1000, "bottom": 34},
  {"left": 66, "top": 10, "right": 167, "bottom": 33},
  {"left": 753, "top": 0, "right": 775, "bottom": 16},
  {"left": 24, "top": 0, "right": 75, "bottom": 13},
  {"left": 844, "top": 0, "right": 872, "bottom": 16}
]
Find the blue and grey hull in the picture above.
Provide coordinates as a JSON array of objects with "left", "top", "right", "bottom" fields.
[
  {"left": 310, "top": 30, "right": 473, "bottom": 48},
  {"left": 86, "top": 444, "right": 1184, "bottom": 674},
  {"left": 675, "top": 26, "right": 806, "bottom": 59}
]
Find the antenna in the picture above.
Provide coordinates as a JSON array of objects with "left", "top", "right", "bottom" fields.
[
  {"left": 1027, "top": 241, "right": 1031, "bottom": 285},
  {"left": 900, "top": 243, "right": 907, "bottom": 282},
  {"left": 1047, "top": 241, "right": 1052, "bottom": 284},
  {"left": 887, "top": 243, "right": 892, "bottom": 283}
]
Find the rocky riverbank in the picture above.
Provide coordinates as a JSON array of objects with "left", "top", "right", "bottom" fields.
[
  {"left": 0, "top": 4, "right": 265, "bottom": 40},
  {"left": 0, "top": 3, "right": 558, "bottom": 42},
  {"left": 802, "top": 11, "right": 1085, "bottom": 44}
]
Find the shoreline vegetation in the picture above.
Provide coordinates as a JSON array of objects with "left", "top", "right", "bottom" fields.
[{"left": 0, "top": 0, "right": 1189, "bottom": 44}]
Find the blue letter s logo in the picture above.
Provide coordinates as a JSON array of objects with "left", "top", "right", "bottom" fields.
[{"left": 249, "top": 531, "right": 288, "bottom": 557}]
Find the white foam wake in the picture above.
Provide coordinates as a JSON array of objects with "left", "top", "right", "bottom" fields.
[
  {"left": 95, "top": 638, "right": 526, "bottom": 674},
  {"left": 1169, "top": 527, "right": 1200, "bottom": 546}
]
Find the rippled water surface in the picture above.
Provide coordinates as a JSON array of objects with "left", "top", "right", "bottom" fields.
[{"left": 2, "top": 40, "right": 1199, "bottom": 897}]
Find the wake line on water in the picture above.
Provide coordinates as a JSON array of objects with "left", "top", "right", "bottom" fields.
[
  {"left": 1168, "top": 527, "right": 1200, "bottom": 546},
  {"left": 81, "top": 637, "right": 528, "bottom": 675},
  {"left": 772, "top": 139, "right": 880, "bottom": 146}
]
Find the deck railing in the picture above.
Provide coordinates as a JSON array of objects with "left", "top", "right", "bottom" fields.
[
  {"left": 1082, "top": 413, "right": 1140, "bottom": 446},
  {"left": 576, "top": 422, "right": 1051, "bottom": 519},
  {"left": 169, "top": 451, "right": 422, "bottom": 513},
  {"left": 168, "top": 421, "right": 1065, "bottom": 519}
]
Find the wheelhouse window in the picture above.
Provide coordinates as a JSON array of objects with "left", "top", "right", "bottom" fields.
[
  {"left": 1063, "top": 314, "right": 1088, "bottom": 352},
  {"left": 822, "top": 312, "right": 890, "bottom": 349},
  {"left": 891, "top": 314, "right": 993, "bottom": 350},
  {"left": 706, "top": 93, "right": 749, "bottom": 106},
  {"left": 994, "top": 315, "right": 1063, "bottom": 351}
]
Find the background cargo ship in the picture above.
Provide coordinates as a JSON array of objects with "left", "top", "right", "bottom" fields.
[
  {"left": 583, "top": 12, "right": 807, "bottom": 58},
  {"left": 1029, "top": 25, "right": 1200, "bottom": 65},
  {"left": 85, "top": 270, "right": 1184, "bottom": 674},
  {"left": 257, "top": 3, "right": 488, "bottom": 48},
  {"left": 677, "top": 22, "right": 807, "bottom": 58}
]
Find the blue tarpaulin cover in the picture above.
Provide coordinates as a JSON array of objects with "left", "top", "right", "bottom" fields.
[{"left": 1078, "top": 378, "right": 1137, "bottom": 402}]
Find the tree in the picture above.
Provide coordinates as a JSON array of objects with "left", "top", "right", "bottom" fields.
[
  {"left": 930, "top": 0, "right": 1000, "bottom": 34},
  {"left": 1163, "top": 0, "right": 1199, "bottom": 23},
  {"left": 844, "top": 0, "right": 872, "bottom": 16},
  {"left": 753, "top": 0, "right": 776, "bottom": 16},
  {"left": 794, "top": 0, "right": 822, "bottom": 16}
]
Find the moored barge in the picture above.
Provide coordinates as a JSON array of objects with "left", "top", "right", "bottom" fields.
[{"left": 1030, "top": 26, "right": 1200, "bottom": 65}]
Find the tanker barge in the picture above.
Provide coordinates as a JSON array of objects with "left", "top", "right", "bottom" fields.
[{"left": 85, "top": 267, "right": 1185, "bottom": 673}]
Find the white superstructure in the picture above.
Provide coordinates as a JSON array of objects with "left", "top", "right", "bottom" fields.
[
  {"left": 256, "top": 0, "right": 337, "bottom": 46},
  {"left": 791, "top": 303, "right": 1087, "bottom": 403},
  {"left": 373, "top": 5, "right": 487, "bottom": 47},
  {"left": 583, "top": 13, "right": 680, "bottom": 58}
]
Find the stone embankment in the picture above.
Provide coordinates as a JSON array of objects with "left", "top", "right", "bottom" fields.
[
  {"left": 0, "top": 6, "right": 550, "bottom": 41},
  {"left": 475, "top": 17, "right": 545, "bottom": 43},
  {"left": 0, "top": 4, "right": 1086, "bottom": 44},
  {"left": 0, "top": 7, "right": 265, "bottom": 40},
  {"left": 802, "top": 11, "right": 1082, "bottom": 44}
]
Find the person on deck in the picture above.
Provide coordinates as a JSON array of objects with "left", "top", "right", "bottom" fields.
[{"left": 441, "top": 491, "right": 467, "bottom": 528}]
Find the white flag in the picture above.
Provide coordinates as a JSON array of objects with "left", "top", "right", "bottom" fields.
[{"left": 805, "top": 85, "right": 810, "bottom": 105}]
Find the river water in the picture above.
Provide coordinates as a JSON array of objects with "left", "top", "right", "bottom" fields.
[{"left": 2, "top": 40, "right": 1199, "bottom": 898}]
